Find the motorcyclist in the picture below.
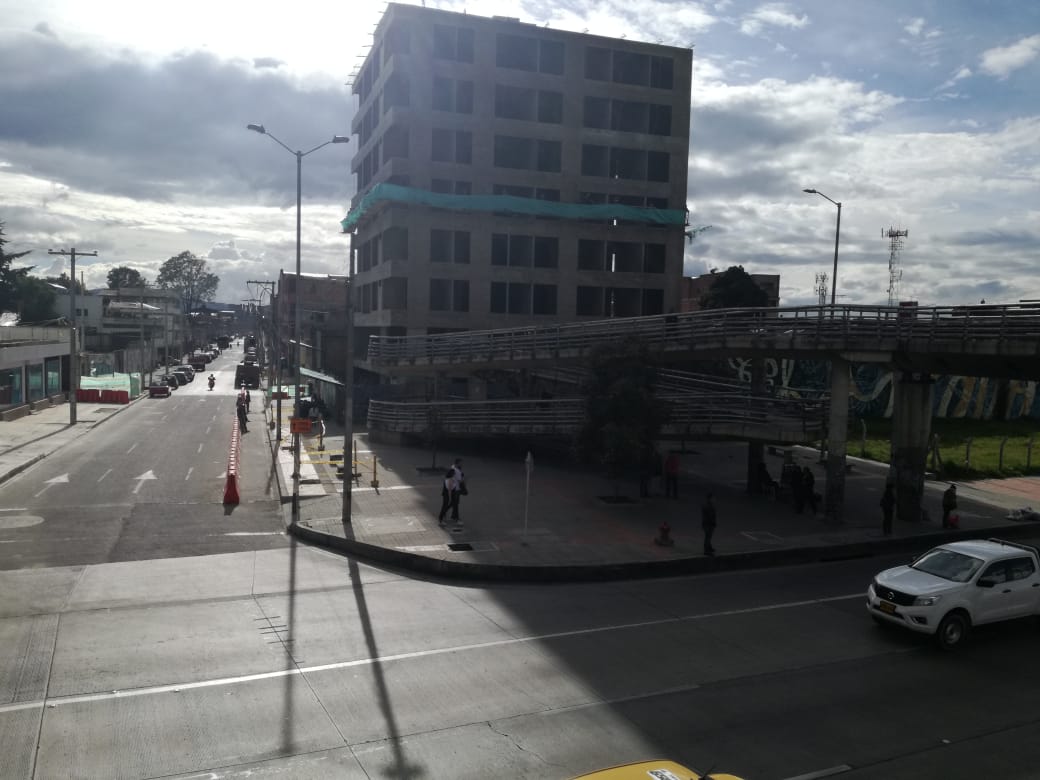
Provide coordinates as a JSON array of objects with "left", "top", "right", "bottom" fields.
[{"left": 208, "top": 374, "right": 216, "bottom": 390}]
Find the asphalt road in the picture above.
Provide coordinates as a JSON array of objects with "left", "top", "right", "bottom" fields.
[{"left": 0, "top": 354, "right": 286, "bottom": 570}]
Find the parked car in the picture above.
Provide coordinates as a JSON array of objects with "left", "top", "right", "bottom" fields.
[
  {"left": 171, "top": 370, "right": 190, "bottom": 386},
  {"left": 174, "top": 365, "right": 195, "bottom": 381},
  {"left": 867, "top": 538, "right": 1040, "bottom": 648},
  {"left": 162, "top": 374, "right": 180, "bottom": 388},
  {"left": 148, "top": 381, "right": 171, "bottom": 398}
]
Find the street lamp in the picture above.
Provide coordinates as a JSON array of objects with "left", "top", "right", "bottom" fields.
[
  {"left": 803, "top": 188, "right": 842, "bottom": 306},
  {"left": 247, "top": 123, "right": 349, "bottom": 525}
]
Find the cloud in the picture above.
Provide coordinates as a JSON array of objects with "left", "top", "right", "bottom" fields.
[
  {"left": 903, "top": 18, "right": 925, "bottom": 37},
  {"left": 937, "top": 65, "right": 972, "bottom": 91},
  {"left": 252, "top": 57, "right": 284, "bottom": 70},
  {"left": 980, "top": 34, "right": 1040, "bottom": 78},
  {"left": 740, "top": 3, "right": 808, "bottom": 37}
]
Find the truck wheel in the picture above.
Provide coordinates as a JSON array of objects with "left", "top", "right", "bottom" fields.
[{"left": 936, "top": 612, "right": 969, "bottom": 649}]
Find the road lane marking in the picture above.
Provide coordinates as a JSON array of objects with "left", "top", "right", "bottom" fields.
[
  {"left": 34, "top": 474, "right": 69, "bottom": 498},
  {"left": 98, "top": 469, "right": 112, "bottom": 483},
  {"left": 0, "top": 592, "right": 863, "bottom": 715},
  {"left": 0, "top": 508, "right": 29, "bottom": 512},
  {"left": 185, "top": 467, "right": 194, "bottom": 481},
  {"left": 782, "top": 767, "right": 852, "bottom": 780},
  {"left": 132, "top": 470, "right": 157, "bottom": 494},
  {"left": 127, "top": 443, "right": 138, "bottom": 454},
  {"left": 197, "top": 443, "right": 204, "bottom": 454}
]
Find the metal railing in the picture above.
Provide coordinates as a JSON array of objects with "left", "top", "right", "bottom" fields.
[
  {"left": 366, "top": 303, "right": 1040, "bottom": 366},
  {"left": 368, "top": 391, "right": 827, "bottom": 440}
]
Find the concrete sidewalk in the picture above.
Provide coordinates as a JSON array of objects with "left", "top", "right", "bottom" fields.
[
  {"left": 260, "top": 399, "right": 1040, "bottom": 582},
  {"left": 3, "top": 394, "right": 1039, "bottom": 581}
]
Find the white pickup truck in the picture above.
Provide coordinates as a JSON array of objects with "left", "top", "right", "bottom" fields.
[{"left": 867, "top": 538, "right": 1040, "bottom": 648}]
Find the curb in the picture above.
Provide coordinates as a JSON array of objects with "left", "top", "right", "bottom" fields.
[{"left": 288, "top": 518, "right": 1040, "bottom": 583}]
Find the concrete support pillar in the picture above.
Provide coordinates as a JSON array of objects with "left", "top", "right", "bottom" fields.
[
  {"left": 824, "top": 357, "right": 850, "bottom": 523},
  {"left": 746, "top": 358, "right": 766, "bottom": 494},
  {"left": 890, "top": 371, "right": 933, "bottom": 523}
]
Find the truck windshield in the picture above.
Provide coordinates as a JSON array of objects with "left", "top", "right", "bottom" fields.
[{"left": 912, "top": 550, "right": 984, "bottom": 582}]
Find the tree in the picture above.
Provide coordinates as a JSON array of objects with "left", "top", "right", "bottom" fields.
[
  {"left": 155, "top": 251, "right": 219, "bottom": 314},
  {"left": 699, "top": 265, "right": 770, "bottom": 309},
  {"left": 107, "top": 266, "right": 149, "bottom": 290},
  {"left": 12, "top": 276, "right": 58, "bottom": 322},
  {"left": 575, "top": 337, "right": 669, "bottom": 496},
  {"left": 0, "top": 220, "right": 33, "bottom": 313}
]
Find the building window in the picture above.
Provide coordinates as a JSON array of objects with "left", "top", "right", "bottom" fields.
[
  {"left": 581, "top": 144, "right": 609, "bottom": 177},
  {"left": 533, "top": 237, "right": 559, "bottom": 268},
  {"left": 495, "top": 84, "right": 535, "bottom": 120},
  {"left": 432, "top": 129, "right": 472, "bottom": 164},
  {"left": 433, "top": 24, "right": 475, "bottom": 63},
  {"left": 612, "top": 99, "right": 647, "bottom": 133},
  {"left": 612, "top": 287, "right": 641, "bottom": 317},
  {"left": 539, "top": 40, "right": 565, "bottom": 75},
  {"left": 644, "top": 243, "right": 666, "bottom": 274},
  {"left": 578, "top": 239, "right": 604, "bottom": 271},
  {"left": 643, "top": 288, "right": 664, "bottom": 315},
  {"left": 490, "top": 281, "right": 506, "bottom": 313},
  {"left": 497, "top": 33, "right": 538, "bottom": 71},
  {"left": 583, "top": 97, "right": 609, "bottom": 129},
  {"left": 489, "top": 281, "right": 539, "bottom": 314},
  {"left": 433, "top": 77, "right": 474, "bottom": 114},
  {"left": 648, "top": 104, "right": 672, "bottom": 135},
  {"left": 383, "top": 21, "right": 411, "bottom": 60},
  {"left": 494, "top": 135, "right": 532, "bottom": 169},
  {"left": 613, "top": 50, "right": 649, "bottom": 86},
  {"left": 429, "top": 279, "right": 468, "bottom": 312},
  {"left": 383, "top": 73, "right": 410, "bottom": 110},
  {"left": 382, "top": 127, "right": 408, "bottom": 161},
  {"left": 585, "top": 47, "right": 610, "bottom": 80},
  {"left": 647, "top": 150, "right": 670, "bottom": 182},
  {"left": 576, "top": 286, "right": 603, "bottom": 316},
  {"left": 383, "top": 226, "right": 408, "bottom": 262},
  {"left": 611, "top": 147, "right": 645, "bottom": 180},
  {"left": 537, "top": 91, "right": 563, "bottom": 124},
  {"left": 533, "top": 284, "right": 557, "bottom": 315},
  {"left": 536, "top": 140, "right": 561, "bottom": 172},
  {"left": 650, "top": 56, "right": 674, "bottom": 89},
  {"left": 491, "top": 233, "right": 536, "bottom": 266},
  {"left": 430, "top": 229, "right": 470, "bottom": 263}
]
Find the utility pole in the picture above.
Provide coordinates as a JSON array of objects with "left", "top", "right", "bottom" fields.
[
  {"left": 48, "top": 247, "right": 97, "bottom": 425},
  {"left": 247, "top": 281, "right": 278, "bottom": 439}
]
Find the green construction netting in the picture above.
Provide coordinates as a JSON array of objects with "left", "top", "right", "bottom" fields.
[{"left": 340, "top": 182, "right": 688, "bottom": 232}]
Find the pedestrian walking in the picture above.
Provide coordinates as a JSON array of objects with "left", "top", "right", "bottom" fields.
[
  {"left": 437, "top": 467, "right": 455, "bottom": 527},
  {"left": 449, "top": 457, "right": 466, "bottom": 526},
  {"left": 664, "top": 451, "right": 680, "bottom": 499},
  {"left": 802, "top": 466, "right": 818, "bottom": 514},
  {"left": 942, "top": 483, "right": 958, "bottom": 528},
  {"left": 790, "top": 465, "right": 804, "bottom": 513},
  {"left": 701, "top": 492, "right": 717, "bottom": 556},
  {"left": 880, "top": 482, "right": 895, "bottom": 535},
  {"left": 236, "top": 394, "right": 248, "bottom": 432}
]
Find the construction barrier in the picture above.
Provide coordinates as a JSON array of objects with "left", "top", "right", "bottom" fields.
[
  {"left": 223, "top": 419, "right": 241, "bottom": 505},
  {"left": 76, "top": 389, "right": 101, "bottom": 402}
]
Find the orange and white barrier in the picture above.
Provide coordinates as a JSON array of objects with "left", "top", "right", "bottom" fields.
[{"left": 223, "top": 419, "right": 241, "bottom": 504}]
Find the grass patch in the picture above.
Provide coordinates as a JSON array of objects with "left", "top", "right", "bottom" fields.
[{"left": 843, "top": 417, "right": 1040, "bottom": 479}]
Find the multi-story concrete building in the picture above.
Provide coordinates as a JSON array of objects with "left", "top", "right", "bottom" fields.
[{"left": 345, "top": 3, "right": 693, "bottom": 357}]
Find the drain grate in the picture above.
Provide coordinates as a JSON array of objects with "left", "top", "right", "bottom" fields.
[{"left": 447, "top": 542, "right": 474, "bottom": 551}]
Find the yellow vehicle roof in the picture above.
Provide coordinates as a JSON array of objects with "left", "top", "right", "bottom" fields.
[{"left": 571, "top": 759, "right": 744, "bottom": 780}]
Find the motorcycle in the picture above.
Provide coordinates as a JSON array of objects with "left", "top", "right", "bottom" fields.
[{"left": 208, "top": 376, "right": 215, "bottom": 391}]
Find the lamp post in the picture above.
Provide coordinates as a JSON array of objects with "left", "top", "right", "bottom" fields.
[
  {"left": 247, "top": 123, "right": 349, "bottom": 525},
  {"left": 803, "top": 188, "right": 842, "bottom": 306}
]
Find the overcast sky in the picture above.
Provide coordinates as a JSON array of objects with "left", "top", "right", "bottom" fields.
[{"left": 1, "top": 0, "right": 1037, "bottom": 310}]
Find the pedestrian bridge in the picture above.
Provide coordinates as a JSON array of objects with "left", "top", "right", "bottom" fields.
[
  {"left": 363, "top": 303, "right": 1040, "bottom": 380},
  {"left": 368, "top": 376, "right": 826, "bottom": 443}
]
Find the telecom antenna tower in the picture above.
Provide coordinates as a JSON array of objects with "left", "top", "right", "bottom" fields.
[
  {"left": 814, "top": 272, "right": 829, "bottom": 306},
  {"left": 883, "top": 227, "right": 908, "bottom": 305}
]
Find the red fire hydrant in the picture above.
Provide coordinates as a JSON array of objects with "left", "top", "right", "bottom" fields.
[{"left": 654, "top": 521, "right": 674, "bottom": 546}]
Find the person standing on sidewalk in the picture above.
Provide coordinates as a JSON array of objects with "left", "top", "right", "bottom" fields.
[
  {"left": 236, "top": 394, "right": 248, "bottom": 433},
  {"left": 942, "top": 483, "right": 958, "bottom": 528},
  {"left": 802, "top": 466, "right": 818, "bottom": 514},
  {"left": 701, "top": 492, "right": 717, "bottom": 556},
  {"left": 880, "top": 482, "right": 896, "bottom": 535},
  {"left": 664, "top": 451, "right": 680, "bottom": 499}
]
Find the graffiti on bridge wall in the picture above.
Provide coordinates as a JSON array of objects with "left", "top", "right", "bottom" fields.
[{"left": 727, "top": 358, "right": 1040, "bottom": 420}]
